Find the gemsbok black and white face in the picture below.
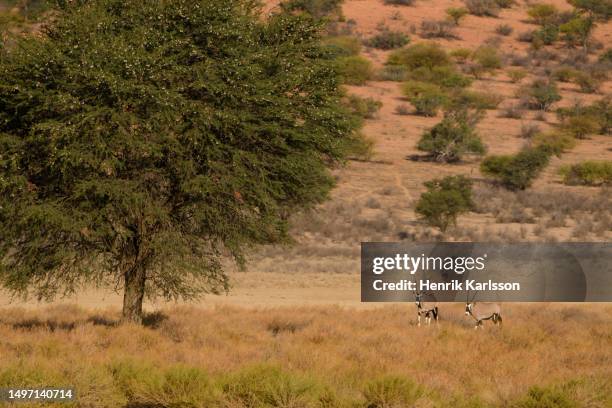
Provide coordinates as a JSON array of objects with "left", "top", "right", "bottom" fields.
[
  {"left": 465, "top": 303, "right": 472, "bottom": 315},
  {"left": 414, "top": 291, "right": 438, "bottom": 327}
]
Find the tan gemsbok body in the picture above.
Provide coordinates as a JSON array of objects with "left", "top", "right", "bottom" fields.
[
  {"left": 414, "top": 291, "right": 438, "bottom": 326},
  {"left": 465, "top": 291, "right": 502, "bottom": 329}
]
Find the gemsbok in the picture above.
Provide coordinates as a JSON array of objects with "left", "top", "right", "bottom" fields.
[
  {"left": 465, "top": 291, "right": 502, "bottom": 329},
  {"left": 414, "top": 291, "right": 439, "bottom": 327}
]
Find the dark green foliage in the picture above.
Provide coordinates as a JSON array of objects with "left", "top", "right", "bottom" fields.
[
  {"left": 387, "top": 42, "right": 452, "bottom": 70},
  {"left": 415, "top": 176, "right": 474, "bottom": 232},
  {"left": 533, "top": 24, "right": 559, "bottom": 46},
  {"left": 0, "top": 0, "right": 360, "bottom": 322},
  {"left": 520, "top": 79, "right": 561, "bottom": 111},
  {"left": 417, "top": 109, "right": 486, "bottom": 161},
  {"left": 281, "top": 0, "right": 344, "bottom": 19},
  {"left": 481, "top": 147, "right": 552, "bottom": 190},
  {"left": 364, "top": 29, "right": 410, "bottom": 50}
]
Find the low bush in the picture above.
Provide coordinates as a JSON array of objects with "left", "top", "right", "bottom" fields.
[
  {"left": 395, "top": 104, "right": 411, "bottom": 115},
  {"left": 518, "top": 78, "right": 561, "bottom": 111},
  {"left": 337, "top": 55, "right": 373, "bottom": 85},
  {"left": 499, "top": 104, "right": 524, "bottom": 118},
  {"left": 281, "top": 0, "right": 344, "bottom": 19},
  {"left": 532, "top": 130, "right": 576, "bottom": 155},
  {"left": 557, "top": 97, "right": 611, "bottom": 135},
  {"left": 472, "top": 46, "right": 502, "bottom": 69},
  {"left": 387, "top": 42, "right": 451, "bottom": 70},
  {"left": 322, "top": 35, "right": 361, "bottom": 58},
  {"left": 455, "top": 90, "right": 504, "bottom": 110},
  {"left": 507, "top": 68, "right": 527, "bottom": 83},
  {"left": 572, "top": 71, "right": 600, "bottom": 93},
  {"left": 560, "top": 161, "right": 612, "bottom": 186},
  {"left": 464, "top": 0, "right": 500, "bottom": 17},
  {"left": 222, "top": 365, "right": 322, "bottom": 407},
  {"left": 520, "top": 123, "right": 540, "bottom": 139},
  {"left": 344, "top": 95, "right": 383, "bottom": 119},
  {"left": 514, "top": 384, "right": 579, "bottom": 408},
  {"left": 409, "top": 65, "right": 473, "bottom": 89},
  {"left": 450, "top": 48, "right": 472, "bottom": 63},
  {"left": 364, "top": 29, "right": 410, "bottom": 50},
  {"left": 527, "top": 3, "right": 559, "bottom": 25},
  {"left": 376, "top": 65, "right": 410, "bottom": 81},
  {"left": 363, "top": 376, "right": 424, "bottom": 407},
  {"left": 600, "top": 49, "right": 612, "bottom": 63},
  {"left": 532, "top": 24, "right": 559, "bottom": 46},
  {"left": 481, "top": 146, "right": 551, "bottom": 190},
  {"left": 420, "top": 20, "right": 458, "bottom": 39},
  {"left": 417, "top": 109, "right": 486, "bottom": 161},
  {"left": 415, "top": 175, "right": 474, "bottom": 232},
  {"left": 446, "top": 7, "right": 469, "bottom": 25},
  {"left": 552, "top": 66, "right": 578, "bottom": 82},
  {"left": 496, "top": 24, "right": 513, "bottom": 35},
  {"left": 403, "top": 81, "right": 448, "bottom": 116},
  {"left": 560, "top": 115, "right": 601, "bottom": 138}
]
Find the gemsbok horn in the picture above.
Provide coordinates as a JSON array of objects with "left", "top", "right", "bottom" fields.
[
  {"left": 414, "top": 290, "right": 439, "bottom": 327},
  {"left": 465, "top": 290, "right": 502, "bottom": 329}
]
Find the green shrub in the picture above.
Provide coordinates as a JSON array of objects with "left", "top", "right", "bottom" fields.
[
  {"left": 560, "top": 161, "right": 612, "bottom": 186},
  {"left": 507, "top": 68, "right": 527, "bottom": 83},
  {"left": 446, "top": 7, "right": 469, "bottom": 25},
  {"left": 222, "top": 365, "right": 321, "bottom": 407},
  {"left": 363, "top": 376, "right": 424, "bottom": 407},
  {"left": 450, "top": 48, "right": 473, "bottom": 63},
  {"left": 376, "top": 65, "right": 410, "bottom": 81},
  {"left": 281, "top": 0, "right": 344, "bottom": 19},
  {"left": 559, "top": 16, "right": 592, "bottom": 49},
  {"left": 364, "top": 29, "right": 410, "bottom": 50},
  {"left": 481, "top": 146, "right": 552, "bottom": 190},
  {"left": 560, "top": 115, "right": 601, "bottom": 138},
  {"left": 409, "top": 65, "right": 473, "bottom": 89},
  {"left": 520, "top": 78, "right": 561, "bottom": 111},
  {"left": 111, "top": 360, "right": 218, "bottom": 407},
  {"left": 417, "top": 109, "right": 486, "bottom": 161},
  {"left": 415, "top": 176, "right": 474, "bottom": 232},
  {"left": 464, "top": 0, "right": 500, "bottom": 17},
  {"left": 344, "top": 94, "right": 383, "bottom": 119},
  {"left": 472, "top": 45, "right": 502, "bottom": 70},
  {"left": 496, "top": 24, "right": 514, "bottom": 35},
  {"left": 403, "top": 81, "right": 448, "bottom": 116},
  {"left": 532, "top": 130, "right": 576, "bottom": 155},
  {"left": 552, "top": 66, "right": 579, "bottom": 82},
  {"left": 557, "top": 97, "right": 611, "bottom": 135},
  {"left": 387, "top": 42, "right": 452, "bottom": 70},
  {"left": 337, "top": 55, "right": 373, "bottom": 85},
  {"left": 527, "top": 3, "right": 559, "bottom": 25},
  {"left": 322, "top": 35, "right": 361, "bottom": 58},
  {"left": 533, "top": 24, "right": 559, "bottom": 46}
]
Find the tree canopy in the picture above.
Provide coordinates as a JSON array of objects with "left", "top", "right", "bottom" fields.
[{"left": 0, "top": 0, "right": 361, "bottom": 322}]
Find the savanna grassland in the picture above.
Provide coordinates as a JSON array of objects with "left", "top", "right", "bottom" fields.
[
  {"left": 0, "top": 304, "right": 611, "bottom": 407},
  {"left": 0, "top": 0, "right": 611, "bottom": 407}
]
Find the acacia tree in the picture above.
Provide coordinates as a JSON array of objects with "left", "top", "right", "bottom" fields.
[{"left": 0, "top": 0, "right": 361, "bottom": 323}]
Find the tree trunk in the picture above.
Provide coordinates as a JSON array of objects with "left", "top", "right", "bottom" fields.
[{"left": 121, "top": 264, "right": 146, "bottom": 324}]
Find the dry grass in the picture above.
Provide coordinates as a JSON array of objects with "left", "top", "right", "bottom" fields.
[{"left": 0, "top": 304, "right": 610, "bottom": 407}]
